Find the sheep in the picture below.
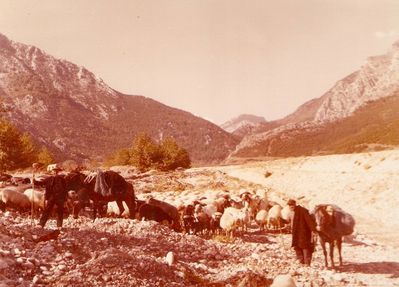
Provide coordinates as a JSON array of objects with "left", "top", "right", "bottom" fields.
[
  {"left": 238, "top": 206, "right": 251, "bottom": 232},
  {"left": 255, "top": 209, "right": 268, "bottom": 231},
  {"left": 181, "top": 204, "right": 196, "bottom": 234},
  {"left": 47, "top": 163, "right": 60, "bottom": 172},
  {"left": 220, "top": 207, "right": 247, "bottom": 237},
  {"left": 193, "top": 204, "right": 211, "bottom": 235},
  {"left": 213, "top": 196, "right": 231, "bottom": 213},
  {"left": 147, "top": 197, "right": 181, "bottom": 231},
  {"left": 267, "top": 204, "right": 283, "bottom": 230},
  {"left": 209, "top": 212, "right": 223, "bottom": 235},
  {"left": 138, "top": 203, "right": 173, "bottom": 226},
  {"left": 242, "top": 193, "right": 262, "bottom": 223},
  {"left": 107, "top": 201, "right": 130, "bottom": 217},
  {"left": 23, "top": 188, "right": 45, "bottom": 211},
  {"left": 281, "top": 205, "right": 294, "bottom": 232},
  {"left": 0, "top": 189, "right": 31, "bottom": 212}
]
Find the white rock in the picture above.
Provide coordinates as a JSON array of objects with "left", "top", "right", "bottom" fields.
[
  {"left": 58, "top": 264, "right": 67, "bottom": 271},
  {"left": 13, "top": 248, "right": 21, "bottom": 255},
  {"left": 270, "top": 274, "right": 296, "bottom": 287},
  {"left": 32, "top": 275, "right": 41, "bottom": 284},
  {"left": 64, "top": 251, "right": 73, "bottom": 258},
  {"left": 165, "top": 251, "right": 175, "bottom": 266}
]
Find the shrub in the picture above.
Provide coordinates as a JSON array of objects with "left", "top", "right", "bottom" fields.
[{"left": 108, "top": 133, "right": 191, "bottom": 172}]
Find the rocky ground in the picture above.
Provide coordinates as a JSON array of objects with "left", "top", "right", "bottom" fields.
[{"left": 1, "top": 150, "right": 399, "bottom": 286}]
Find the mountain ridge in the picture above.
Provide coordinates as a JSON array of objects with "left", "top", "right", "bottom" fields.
[
  {"left": 0, "top": 33, "right": 239, "bottom": 164},
  {"left": 230, "top": 40, "right": 399, "bottom": 158}
]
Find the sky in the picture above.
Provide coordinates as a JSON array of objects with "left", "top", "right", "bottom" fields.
[{"left": 1, "top": 0, "right": 399, "bottom": 124}]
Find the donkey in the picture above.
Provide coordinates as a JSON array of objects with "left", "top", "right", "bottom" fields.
[
  {"left": 312, "top": 204, "right": 355, "bottom": 268},
  {"left": 64, "top": 170, "right": 136, "bottom": 220}
]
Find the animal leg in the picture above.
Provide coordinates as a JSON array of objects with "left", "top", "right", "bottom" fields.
[
  {"left": 321, "top": 241, "right": 328, "bottom": 268},
  {"left": 125, "top": 195, "right": 136, "bottom": 220},
  {"left": 116, "top": 200, "right": 125, "bottom": 217},
  {"left": 329, "top": 241, "right": 335, "bottom": 269},
  {"left": 337, "top": 237, "right": 343, "bottom": 266}
]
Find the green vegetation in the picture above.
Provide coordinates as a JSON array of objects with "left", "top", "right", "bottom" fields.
[
  {"left": 37, "top": 147, "right": 55, "bottom": 167},
  {"left": 106, "top": 133, "right": 191, "bottom": 172},
  {"left": 0, "top": 100, "right": 55, "bottom": 171},
  {"left": 0, "top": 120, "right": 36, "bottom": 171}
]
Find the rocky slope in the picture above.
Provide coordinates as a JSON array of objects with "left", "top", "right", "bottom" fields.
[
  {"left": 0, "top": 33, "right": 238, "bottom": 164},
  {"left": 231, "top": 93, "right": 399, "bottom": 158},
  {"left": 231, "top": 41, "right": 399, "bottom": 158}
]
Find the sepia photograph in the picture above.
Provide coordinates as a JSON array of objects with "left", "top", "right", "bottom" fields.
[{"left": 0, "top": 0, "right": 399, "bottom": 286}]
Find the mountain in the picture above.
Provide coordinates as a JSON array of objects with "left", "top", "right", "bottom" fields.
[
  {"left": 220, "top": 114, "right": 268, "bottom": 138},
  {"left": 230, "top": 40, "right": 399, "bottom": 159},
  {"left": 0, "top": 33, "right": 239, "bottom": 164}
]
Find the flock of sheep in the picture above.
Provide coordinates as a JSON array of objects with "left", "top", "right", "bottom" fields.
[{"left": 0, "top": 169, "right": 295, "bottom": 238}]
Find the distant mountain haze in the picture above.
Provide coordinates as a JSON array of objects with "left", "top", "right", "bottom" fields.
[
  {"left": 0, "top": 33, "right": 239, "bottom": 164},
  {"left": 220, "top": 114, "right": 267, "bottom": 138}
]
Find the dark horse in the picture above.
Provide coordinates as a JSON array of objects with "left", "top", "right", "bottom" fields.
[
  {"left": 64, "top": 170, "right": 136, "bottom": 220},
  {"left": 312, "top": 204, "right": 355, "bottom": 269}
]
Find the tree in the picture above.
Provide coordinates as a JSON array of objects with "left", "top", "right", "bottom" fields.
[
  {"left": 105, "top": 148, "right": 131, "bottom": 167},
  {"left": 37, "top": 147, "right": 55, "bottom": 167},
  {"left": 0, "top": 120, "right": 37, "bottom": 171},
  {"left": 108, "top": 133, "right": 191, "bottom": 172},
  {"left": 129, "top": 133, "right": 161, "bottom": 172},
  {"left": 159, "top": 137, "right": 191, "bottom": 171}
]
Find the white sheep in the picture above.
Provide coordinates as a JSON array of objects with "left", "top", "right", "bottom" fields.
[
  {"left": 107, "top": 201, "right": 130, "bottom": 217},
  {"left": 220, "top": 207, "right": 248, "bottom": 237},
  {"left": 23, "top": 188, "right": 45, "bottom": 211},
  {"left": 267, "top": 204, "right": 283, "bottom": 230},
  {"left": 255, "top": 209, "right": 268, "bottom": 231},
  {"left": 281, "top": 205, "right": 294, "bottom": 231}
]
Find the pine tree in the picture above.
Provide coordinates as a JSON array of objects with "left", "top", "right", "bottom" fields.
[{"left": 0, "top": 120, "right": 37, "bottom": 171}]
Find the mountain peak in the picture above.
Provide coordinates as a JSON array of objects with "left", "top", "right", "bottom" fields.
[{"left": 220, "top": 114, "right": 267, "bottom": 136}]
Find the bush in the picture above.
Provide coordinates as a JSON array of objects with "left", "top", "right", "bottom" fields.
[{"left": 107, "top": 133, "right": 191, "bottom": 172}]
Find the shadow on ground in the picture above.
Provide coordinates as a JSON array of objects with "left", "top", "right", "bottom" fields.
[{"left": 341, "top": 261, "right": 399, "bottom": 278}]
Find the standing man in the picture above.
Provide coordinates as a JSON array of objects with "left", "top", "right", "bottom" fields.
[
  {"left": 288, "top": 199, "right": 317, "bottom": 266},
  {"left": 38, "top": 167, "right": 67, "bottom": 229}
]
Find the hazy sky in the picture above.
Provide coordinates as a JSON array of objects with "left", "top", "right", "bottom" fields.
[{"left": 1, "top": 0, "right": 399, "bottom": 124}]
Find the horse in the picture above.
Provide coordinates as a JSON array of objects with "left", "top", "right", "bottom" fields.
[
  {"left": 64, "top": 170, "right": 136, "bottom": 220},
  {"left": 312, "top": 204, "right": 355, "bottom": 269}
]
